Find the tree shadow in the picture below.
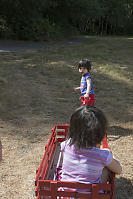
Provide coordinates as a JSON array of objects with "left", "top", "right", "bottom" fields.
[
  {"left": 94, "top": 71, "right": 133, "bottom": 123},
  {"left": 108, "top": 126, "right": 133, "bottom": 141},
  {"left": 115, "top": 177, "right": 133, "bottom": 199},
  {"left": 0, "top": 39, "right": 133, "bottom": 143}
]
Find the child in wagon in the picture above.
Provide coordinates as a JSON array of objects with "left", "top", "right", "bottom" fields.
[{"left": 61, "top": 106, "right": 122, "bottom": 189}]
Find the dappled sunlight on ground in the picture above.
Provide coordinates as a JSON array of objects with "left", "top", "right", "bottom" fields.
[{"left": 0, "top": 36, "right": 133, "bottom": 199}]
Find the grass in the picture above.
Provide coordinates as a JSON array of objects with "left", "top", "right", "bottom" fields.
[{"left": 0, "top": 36, "right": 133, "bottom": 198}]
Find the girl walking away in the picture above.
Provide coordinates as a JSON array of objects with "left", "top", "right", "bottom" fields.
[
  {"left": 73, "top": 59, "right": 95, "bottom": 106},
  {"left": 61, "top": 106, "right": 122, "bottom": 189}
]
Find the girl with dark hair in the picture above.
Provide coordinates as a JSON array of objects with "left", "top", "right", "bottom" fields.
[
  {"left": 61, "top": 106, "right": 122, "bottom": 186},
  {"left": 73, "top": 59, "right": 95, "bottom": 106}
]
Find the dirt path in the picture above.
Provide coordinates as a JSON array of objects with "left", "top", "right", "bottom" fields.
[{"left": 0, "top": 37, "right": 91, "bottom": 52}]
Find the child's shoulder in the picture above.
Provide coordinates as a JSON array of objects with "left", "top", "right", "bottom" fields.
[
  {"left": 95, "top": 147, "right": 113, "bottom": 164},
  {"left": 87, "top": 147, "right": 113, "bottom": 166},
  {"left": 84, "top": 73, "right": 92, "bottom": 79},
  {"left": 61, "top": 139, "right": 71, "bottom": 151},
  {"left": 95, "top": 147, "right": 111, "bottom": 154},
  {"left": 90, "top": 147, "right": 112, "bottom": 158}
]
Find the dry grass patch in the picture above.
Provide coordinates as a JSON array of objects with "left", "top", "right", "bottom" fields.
[{"left": 0, "top": 36, "right": 133, "bottom": 198}]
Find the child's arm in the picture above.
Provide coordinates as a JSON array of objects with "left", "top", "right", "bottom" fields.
[
  {"left": 84, "top": 77, "right": 91, "bottom": 98},
  {"left": 72, "top": 87, "right": 81, "bottom": 91},
  {"left": 106, "top": 158, "right": 122, "bottom": 175}
]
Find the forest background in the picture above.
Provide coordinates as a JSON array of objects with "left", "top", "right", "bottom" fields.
[{"left": 0, "top": 0, "right": 133, "bottom": 41}]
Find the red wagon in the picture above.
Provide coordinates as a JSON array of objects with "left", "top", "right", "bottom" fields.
[{"left": 35, "top": 125, "right": 115, "bottom": 199}]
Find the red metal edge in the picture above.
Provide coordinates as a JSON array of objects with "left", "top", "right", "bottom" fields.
[
  {"left": 35, "top": 125, "right": 57, "bottom": 185},
  {"left": 35, "top": 124, "right": 115, "bottom": 199}
]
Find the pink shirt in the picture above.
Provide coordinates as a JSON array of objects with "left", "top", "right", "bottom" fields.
[{"left": 61, "top": 139, "right": 113, "bottom": 184}]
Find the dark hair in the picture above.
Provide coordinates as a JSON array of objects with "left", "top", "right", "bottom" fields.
[
  {"left": 78, "top": 59, "right": 91, "bottom": 72},
  {"left": 67, "top": 106, "right": 107, "bottom": 148}
]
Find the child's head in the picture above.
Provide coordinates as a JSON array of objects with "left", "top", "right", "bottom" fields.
[
  {"left": 67, "top": 106, "right": 107, "bottom": 148},
  {"left": 78, "top": 59, "right": 91, "bottom": 73}
]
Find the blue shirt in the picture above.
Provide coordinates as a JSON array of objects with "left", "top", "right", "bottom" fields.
[{"left": 80, "top": 73, "right": 94, "bottom": 96}]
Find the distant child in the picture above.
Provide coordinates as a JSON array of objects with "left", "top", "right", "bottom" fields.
[
  {"left": 73, "top": 59, "right": 95, "bottom": 106},
  {"left": 61, "top": 106, "right": 122, "bottom": 187}
]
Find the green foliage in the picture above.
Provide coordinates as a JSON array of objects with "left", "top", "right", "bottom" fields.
[
  {"left": 0, "top": 18, "right": 8, "bottom": 33},
  {"left": 0, "top": 0, "right": 133, "bottom": 40}
]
